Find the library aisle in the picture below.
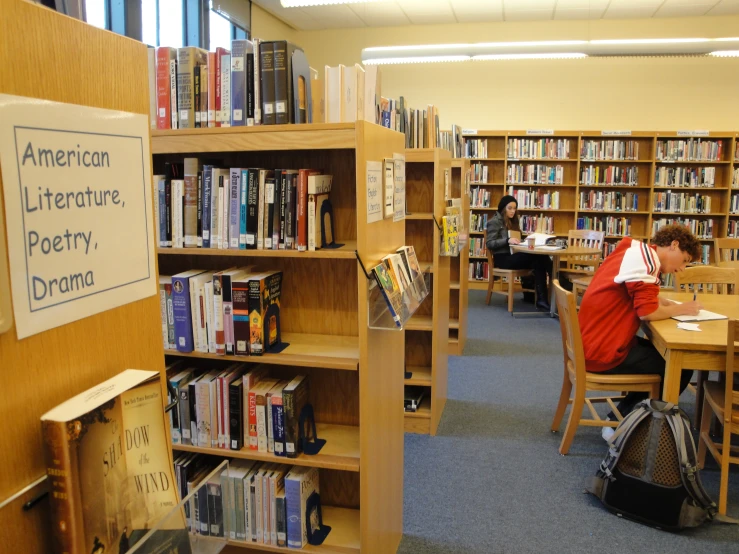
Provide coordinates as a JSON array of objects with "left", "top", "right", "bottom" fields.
[{"left": 397, "top": 290, "right": 738, "bottom": 554}]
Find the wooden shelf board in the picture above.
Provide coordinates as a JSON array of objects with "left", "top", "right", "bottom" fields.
[
  {"left": 405, "top": 213, "right": 434, "bottom": 220},
  {"left": 656, "top": 160, "right": 731, "bottom": 164},
  {"left": 507, "top": 158, "right": 578, "bottom": 163},
  {"left": 469, "top": 281, "right": 489, "bottom": 290},
  {"left": 652, "top": 212, "right": 724, "bottom": 216},
  {"left": 224, "top": 506, "right": 359, "bottom": 553},
  {"left": 173, "top": 423, "right": 359, "bottom": 472},
  {"left": 577, "top": 210, "right": 650, "bottom": 215},
  {"left": 518, "top": 208, "right": 576, "bottom": 212},
  {"left": 470, "top": 182, "right": 504, "bottom": 185},
  {"left": 405, "top": 365, "right": 432, "bottom": 386},
  {"left": 405, "top": 315, "right": 433, "bottom": 331},
  {"left": 418, "top": 261, "right": 434, "bottom": 272},
  {"left": 578, "top": 184, "right": 652, "bottom": 189},
  {"left": 654, "top": 186, "right": 729, "bottom": 190},
  {"left": 157, "top": 241, "right": 358, "bottom": 259},
  {"left": 469, "top": 255, "right": 487, "bottom": 260},
  {"left": 164, "top": 333, "right": 359, "bottom": 371},
  {"left": 468, "top": 157, "right": 506, "bottom": 161},
  {"left": 580, "top": 159, "right": 654, "bottom": 163},
  {"left": 151, "top": 123, "right": 358, "bottom": 154},
  {"left": 506, "top": 183, "right": 578, "bottom": 187},
  {"left": 404, "top": 396, "right": 431, "bottom": 419},
  {"left": 449, "top": 318, "right": 459, "bottom": 330},
  {"left": 450, "top": 281, "right": 460, "bottom": 289}
]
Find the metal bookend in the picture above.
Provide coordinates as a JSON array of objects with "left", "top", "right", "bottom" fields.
[
  {"left": 299, "top": 404, "right": 326, "bottom": 456},
  {"left": 305, "top": 492, "right": 332, "bottom": 546}
]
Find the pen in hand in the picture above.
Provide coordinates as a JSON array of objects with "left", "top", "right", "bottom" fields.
[{"left": 693, "top": 292, "right": 697, "bottom": 302}]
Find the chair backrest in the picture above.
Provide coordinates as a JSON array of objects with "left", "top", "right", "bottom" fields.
[
  {"left": 484, "top": 230, "right": 493, "bottom": 265},
  {"left": 724, "top": 319, "right": 739, "bottom": 426},
  {"left": 714, "top": 238, "right": 739, "bottom": 265},
  {"left": 553, "top": 279, "right": 586, "bottom": 386},
  {"left": 674, "top": 266, "right": 739, "bottom": 295},
  {"left": 566, "top": 229, "right": 605, "bottom": 273}
]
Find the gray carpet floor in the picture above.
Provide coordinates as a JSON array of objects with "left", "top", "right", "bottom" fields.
[{"left": 397, "top": 290, "right": 739, "bottom": 554}]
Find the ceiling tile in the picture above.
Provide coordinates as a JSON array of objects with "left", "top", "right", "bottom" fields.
[
  {"left": 503, "top": 0, "right": 556, "bottom": 9},
  {"left": 287, "top": 4, "right": 367, "bottom": 27},
  {"left": 452, "top": 0, "right": 504, "bottom": 23},
  {"left": 504, "top": 9, "right": 555, "bottom": 21},
  {"left": 555, "top": 0, "right": 609, "bottom": 7},
  {"left": 603, "top": 8, "right": 662, "bottom": 19},
  {"left": 553, "top": 8, "right": 607, "bottom": 20},
  {"left": 707, "top": 0, "right": 739, "bottom": 15},
  {"left": 348, "top": 2, "right": 411, "bottom": 27},
  {"left": 655, "top": 5, "right": 718, "bottom": 18},
  {"left": 397, "top": 0, "right": 456, "bottom": 25}
]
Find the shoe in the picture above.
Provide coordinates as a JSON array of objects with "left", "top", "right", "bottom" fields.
[
  {"left": 536, "top": 298, "right": 550, "bottom": 311},
  {"left": 602, "top": 426, "right": 615, "bottom": 442}
]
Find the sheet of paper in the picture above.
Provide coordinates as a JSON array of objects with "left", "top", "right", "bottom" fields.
[
  {"left": 669, "top": 301, "right": 728, "bottom": 322},
  {"left": 366, "top": 161, "right": 383, "bottom": 224},
  {"left": 677, "top": 322, "right": 701, "bottom": 332},
  {"left": 522, "top": 232, "right": 555, "bottom": 246}
]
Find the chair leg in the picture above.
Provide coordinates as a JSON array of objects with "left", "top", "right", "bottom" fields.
[
  {"left": 507, "top": 281, "right": 514, "bottom": 312},
  {"left": 697, "top": 396, "right": 712, "bottom": 469},
  {"left": 693, "top": 372, "right": 706, "bottom": 430},
  {"left": 559, "top": 388, "right": 585, "bottom": 456},
  {"left": 486, "top": 279, "right": 493, "bottom": 305},
  {"left": 718, "top": 424, "right": 732, "bottom": 515},
  {"left": 551, "top": 376, "right": 572, "bottom": 432}
]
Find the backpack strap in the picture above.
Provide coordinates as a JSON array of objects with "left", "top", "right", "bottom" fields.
[
  {"left": 599, "top": 404, "right": 652, "bottom": 481},
  {"left": 663, "top": 409, "right": 720, "bottom": 520}
]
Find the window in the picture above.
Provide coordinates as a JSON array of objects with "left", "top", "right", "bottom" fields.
[
  {"left": 159, "top": 0, "right": 184, "bottom": 48},
  {"left": 141, "top": 0, "right": 158, "bottom": 46},
  {"left": 209, "top": 9, "right": 233, "bottom": 51},
  {"left": 85, "top": 0, "right": 106, "bottom": 30}
]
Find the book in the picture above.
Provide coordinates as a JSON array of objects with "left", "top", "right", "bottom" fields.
[
  {"left": 285, "top": 466, "right": 319, "bottom": 548},
  {"left": 283, "top": 375, "right": 310, "bottom": 458},
  {"left": 248, "top": 271, "right": 283, "bottom": 355},
  {"left": 372, "top": 261, "right": 402, "bottom": 327},
  {"left": 41, "top": 370, "right": 184, "bottom": 554}
]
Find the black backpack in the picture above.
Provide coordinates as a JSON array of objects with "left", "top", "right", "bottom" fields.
[{"left": 586, "top": 399, "right": 720, "bottom": 531}]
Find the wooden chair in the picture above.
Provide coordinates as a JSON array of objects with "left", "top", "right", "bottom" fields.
[
  {"left": 550, "top": 280, "right": 661, "bottom": 455},
  {"left": 697, "top": 319, "right": 739, "bottom": 515},
  {"left": 571, "top": 275, "right": 594, "bottom": 305},
  {"left": 485, "top": 244, "right": 532, "bottom": 313},
  {"left": 674, "top": 265, "right": 739, "bottom": 430},
  {"left": 714, "top": 238, "right": 739, "bottom": 265},
  {"left": 559, "top": 229, "right": 604, "bottom": 282}
]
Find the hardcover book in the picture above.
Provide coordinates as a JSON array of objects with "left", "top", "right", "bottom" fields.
[{"left": 41, "top": 370, "right": 187, "bottom": 554}]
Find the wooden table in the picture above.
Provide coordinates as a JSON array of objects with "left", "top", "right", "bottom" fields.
[
  {"left": 642, "top": 291, "right": 737, "bottom": 403},
  {"left": 511, "top": 244, "right": 602, "bottom": 317}
]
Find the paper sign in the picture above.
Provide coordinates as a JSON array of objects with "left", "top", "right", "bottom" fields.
[
  {"left": 601, "top": 130, "right": 632, "bottom": 136},
  {"left": 0, "top": 93, "right": 157, "bottom": 339},
  {"left": 677, "top": 130, "right": 710, "bottom": 137},
  {"left": 366, "top": 161, "right": 383, "bottom": 224},
  {"left": 393, "top": 153, "right": 406, "bottom": 223},
  {"left": 462, "top": 129, "right": 478, "bottom": 135},
  {"left": 526, "top": 129, "right": 554, "bottom": 135}
]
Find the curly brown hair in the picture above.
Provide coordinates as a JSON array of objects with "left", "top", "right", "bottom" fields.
[{"left": 650, "top": 224, "right": 701, "bottom": 261}]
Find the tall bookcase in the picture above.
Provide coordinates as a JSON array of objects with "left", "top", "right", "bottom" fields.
[
  {"left": 403, "top": 148, "right": 451, "bottom": 436},
  {"left": 449, "top": 158, "right": 470, "bottom": 355},
  {"left": 151, "top": 122, "right": 406, "bottom": 554},
  {"left": 463, "top": 130, "right": 739, "bottom": 291}
]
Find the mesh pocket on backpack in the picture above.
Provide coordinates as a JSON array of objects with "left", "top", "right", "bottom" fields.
[
  {"left": 619, "top": 420, "right": 649, "bottom": 478},
  {"left": 652, "top": 421, "right": 681, "bottom": 487}
]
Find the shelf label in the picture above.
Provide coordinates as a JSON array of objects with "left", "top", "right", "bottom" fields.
[
  {"left": 462, "top": 129, "right": 477, "bottom": 135},
  {"left": 601, "top": 130, "right": 632, "bottom": 136},
  {"left": 393, "top": 153, "right": 406, "bottom": 223},
  {"left": 0, "top": 93, "right": 157, "bottom": 339},
  {"left": 677, "top": 130, "right": 710, "bottom": 137},
  {"left": 526, "top": 129, "right": 554, "bottom": 135},
  {"left": 366, "top": 160, "right": 383, "bottom": 224}
]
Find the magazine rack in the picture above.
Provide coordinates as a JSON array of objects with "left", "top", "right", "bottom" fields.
[
  {"left": 367, "top": 266, "right": 432, "bottom": 331},
  {"left": 128, "top": 461, "right": 229, "bottom": 554}
]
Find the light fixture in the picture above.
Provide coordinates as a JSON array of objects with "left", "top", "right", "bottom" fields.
[
  {"left": 710, "top": 50, "right": 739, "bottom": 57},
  {"left": 280, "top": 0, "right": 380, "bottom": 7},
  {"left": 361, "top": 37, "right": 739, "bottom": 65},
  {"left": 472, "top": 53, "right": 587, "bottom": 61}
]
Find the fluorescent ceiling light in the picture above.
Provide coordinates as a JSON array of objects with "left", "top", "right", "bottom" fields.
[
  {"left": 710, "top": 50, "right": 739, "bottom": 57},
  {"left": 363, "top": 55, "right": 471, "bottom": 65},
  {"left": 591, "top": 38, "right": 709, "bottom": 45},
  {"left": 280, "top": 0, "right": 380, "bottom": 6},
  {"left": 473, "top": 53, "right": 587, "bottom": 61},
  {"left": 364, "top": 41, "right": 587, "bottom": 53}
]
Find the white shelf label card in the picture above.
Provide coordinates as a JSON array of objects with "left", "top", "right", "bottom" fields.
[
  {"left": 677, "top": 130, "right": 710, "bottom": 137},
  {"left": 601, "top": 130, "right": 632, "bottom": 136},
  {"left": 0, "top": 93, "right": 157, "bottom": 339},
  {"left": 462, "top": 129, "right": 478, "bottom": 135},
  {"left": 366, "top": 160, "right": 383, "bottom": 224},
  {"left": 526, "top": 129, "right": 554, "bottom": 135},
  {"left": 393, "top": 153, "right": 406, "bottom": 223}
]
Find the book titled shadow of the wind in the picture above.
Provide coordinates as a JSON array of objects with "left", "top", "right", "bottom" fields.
[{"left": 41, "top": 369, "right": 190, "bottom": 554}]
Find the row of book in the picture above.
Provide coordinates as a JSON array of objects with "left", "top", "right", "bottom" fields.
[
  {"left": 652, "top": 218, "right": 715, "bottom": 239},
  {"left": 580, "top": 140, "right": 640, "bottom": 161},
  {"left": 507, "top": 139, "right": 571, "bottom": 160},
  {"left": 655, "top": 166, "right": 717, "bottom": 187},
  {"left": 520, "top": 215, "right": 555, "bottom": 234},
  {"left": 507, "top": 164, "right": 565, "bottom": 185},
  {"left": 470, "top": 186, "right": 492, "bottom": 209},
  {"left": 469, "top": 260, "right": 489, "bottom": 281},
  {"left": 653, "top": 192, "right": 713, "bottom": 214},
  {"left": 656, "top": 139, "right": 725, "bottom": 162},
  {"left": 733, "top": 168, "right": 739, "bottom": 187},
  {"left": 576, "top": 216, "right": 632, "bottom": 237},
  {"left": 507, "top": 188, "right": 560, "bottom": 210},
  {"left": 468, "top": 237, "right": 486, "bottom": 258},
  {"left": 580, "top": 165, "right": 639, "bottom": 187},
  {"left": 375, "top": 93, "right": 443, "bottom": 150},
  {"left": 174, "top": 452, "right": 320, "bottom": 548},
  {"left": 149, "top": 40, "right": 311, "bottom": 130},
  {"left": 154, "top": 162, "right": 335, "bottom": 252},
  {"left": 579, "top": 191, "right": 639, "bottom": 212},
  {"left": 159, "top": 268, "right": 282, "bottom": 355},
  {"left": 323, "top": 63, "right": 380, "bottom": 125},
  {"left": 441, "top": 202, "right": 463, "bottom": 257},
  {"left": 728, "top": 220, "right": 739, "bottom": 237},
  {"left": 466, "top": 139, "right": 489, "bottom": 159},
  {"left": 471, "top": 163, "right": 490, "bottom": 183},
  {"left": 372, "top": 246, "right": 429, "bottom": 328},
  {"left": 168, "top": 363, "right": 309, "bottom": 458},
  {"left": 440, "top": 125, "right": 465, "bottom": 158},
  {"left": 469, "top": 213, "right": 488, "bottom": 233}
]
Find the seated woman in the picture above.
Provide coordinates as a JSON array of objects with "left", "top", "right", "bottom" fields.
[{"left": 485, "top": 195, "right": 552, "bottom": 311}]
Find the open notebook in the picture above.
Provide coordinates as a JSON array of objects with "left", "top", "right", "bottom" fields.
[{"left": 669, "top": 300, "right": 728, "bottom": 322}]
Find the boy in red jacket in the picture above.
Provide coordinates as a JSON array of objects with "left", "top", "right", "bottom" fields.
[{"left": 578, "top": 225, "right": 703, "bottom": 436}]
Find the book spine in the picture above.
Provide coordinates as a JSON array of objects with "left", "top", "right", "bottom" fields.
[
  {"left": 179, "top": 382, "right": 192, "bottom": 445},
  {"left": 208, "top": 481, "right": 224, "bottom": 536},
  {"left": 193, "top": 62, "right": 200, "bottom": 127},
  {"left": 215, "top": 48, "right": 222, "bottom": 126},
  {"left": 264, "top": 176, "right": 275, "bottom": 249},
  {"left": 232, "top": 282, "right": 250, "bottom": 356},
  {"left": 248, "top": 280, "right": 265, "bottom": 355},
  {"left": 200, "top": 63, "right": 208, "bottom": 127},
  {"left": 202, "top": 165, "right": 212, "bottom": 248},
  {"left": 234, "top": 474, "right": 246, "bottom": 540},
  {"left": 220, "top": 173, "right": 230, "bottom": 249},
  {"left": 221, "top": 52, "right": 231, "bottom": 127},
  {"left": 296, "top": 170, "right": 308, "bottom": 251},
  {"left": 275, "top": 492, "right": 287, "bottom": 547},
  {"left": 307, "top": 193, "right": 316, "bottom": 251},
  {"left": 196, "top": 380, "right": 212, "bottom": 447},
  {"left": 272, "top": 174, "right": 282, "bottom": 249},
  {"left": 160, "top": 285, "right": 169, "bottom": 349},
  {"left": 267, "top": 395, "right": 275, "bottom": 453},
  {"left": 285, "top": 477, "right": 301, "bottom": 548},
  {"left": 189, "top": 381, "right": 198, "bottom": 446},
  {"left": 42, "top": 420, "right": 84, "bottom": 554},
  {"left": 177, "top": 47, "right": 194, "bottom": 128},
  {"left": 208, "top": 51, "right": 216, "bottom": 127},
  {"left": 256, "top": 392, "right": 268, "bottom": 453},
  {"left": 230, "top": 381, "right": 243, "bottom": 450},
  {"left": 248, "top": 390, "right": 259, "bottom": 450},
  {"left": 272, "top": 394, "right": 285, "bottom": 457},
  {"left": 240, "top": 169, "right": 248, "bottom": 249},
  {"left": 246, "top": 41, "right": 255, "bottom": 125},
  {"left": 165, "top": 178, "right": 172, "bottom": 246},
  {"left": 196, "top": 171, "right": 203, "bottom": 247},
  {"left": 273, "top": 41, "right": 288, "bottom": 124},
  {"left": 231, "top": 40, "right": 246, "bottom": 126},
  {"left": 156, "top": 48, "right": 172, "bottom": 129},
  {"left": 172, "top": 275, "right": 194, "bottom": 352},
  {"left": 165, "top": 282, "right": 175, "bottom": 349},
  {"left": 223, "top": 273, "right": 236, "bottom": 356},
  {"left": 209, "top": 377, "right": 219, "bottom": 447},
  {"left": 283, "top": 387, "right": 296, "bottom": 458},
  {"left": 285, "top": 174, "right": 295, "bottom": 250},
  {"left": 260, "top": 42, "right": 275, "bottom": 125},
  {"left": 198, "top": 484, "right": 210, "bottom": 535},
  {"left": 230, "top": 169, "right": 241, "bottom": 248},
  {"left": 158, "top": 178, "right": 167, "bottom": 246},
  {"left": 210, "top": 170, "right": 220, "bottom": 248},
  {"left": 169, "top": 57, "right": 178, "bottom": 129},
  {"left": 183, "top": 158, "right": 199, "bottom": 247},
  {"left": 257, "top": 172, "right": 265, "bottom": 249},
  {"left": 221, "top": 472, "right": 234, "bottom": 539},
  {"left": 253, "top": 38, "right": 262, "bottom": 125},
  {"left": 246, "top": 170, "right": 259, "bottom": 249}
]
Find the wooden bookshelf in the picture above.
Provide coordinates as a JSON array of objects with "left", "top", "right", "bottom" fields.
[
  {"left": 448, "top": 158, "right": 469, "bottom": 354},
  {"left": 463, "top": 130, "right": 739, "bottom": 290},
  {"left": 153, "top": 122, "right": 406, "bottom": 554},
  {"left": 404, "top": 148, "right": 451, "bottom": 435}
]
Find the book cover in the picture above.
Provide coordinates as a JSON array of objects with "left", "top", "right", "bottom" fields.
[
  {"left": 296, "top": 169, "right": 321, "bottom": 251},
  {"left": 372, "top": 262, "right": 402, "bottom": 327},
  {"left": 155, "top": 47, "right": 177, "bottom": 130},
  {"left": 248, "top": 271, "right": 283, "bottom": 355},
  {"left": 285, "top": 466, "right": 319, "bottom": 548},
  {"left": 172, "top": 269, "right": 206, "bottom": 352},
  {"left": 41, "top": 370, "right": 183, "bottom": 554},
  {"left": 283, "top": 375, "right": 310, "bottom": 459},
  {"left": 260, "top": 41, "right": 276, "bottom": 125}
]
